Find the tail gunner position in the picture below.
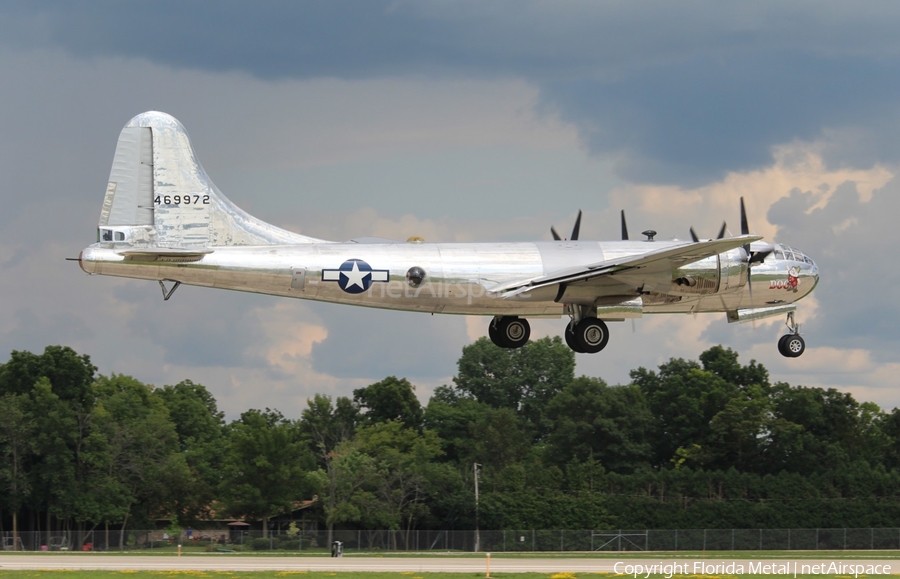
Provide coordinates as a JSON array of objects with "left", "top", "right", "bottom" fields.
[{"left": 80, "top": 112, "right": 819, "bottom": 357}]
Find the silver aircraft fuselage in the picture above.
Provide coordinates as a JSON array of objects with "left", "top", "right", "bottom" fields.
[{"left": 80, "top": 239, "right": 818, "bottom": 318}]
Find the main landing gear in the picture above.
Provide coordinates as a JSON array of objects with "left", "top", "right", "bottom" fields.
[
  {"left": 488, "top": 311, "right": 609, "bottom": 354},
  {"left": 488, "top": 316, "right": 531, "bottom": 349},
  {"left": 777, "top": 311, "right": 805, "bottom": 358},
  {"left": 487, "top": 309, "right": 611, "bottom": 354},
  {"left": 562, "top": 304, "right": 611, "bottom": 354},
  {"left": 564, "top": 317, "right": 610, "bottom": 354}
]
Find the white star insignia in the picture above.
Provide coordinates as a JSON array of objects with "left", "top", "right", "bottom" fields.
[{"left": 341, "top": 260, "right": 369, "bottom": 290}]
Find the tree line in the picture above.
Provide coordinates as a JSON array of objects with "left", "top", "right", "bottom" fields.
[{"left": 2, "top": 340, "right": 900, "bottom": 546}]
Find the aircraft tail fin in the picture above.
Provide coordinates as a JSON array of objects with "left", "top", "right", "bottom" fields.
[{"left": 97, "top": 111, "right": 322, "bottom": 247}]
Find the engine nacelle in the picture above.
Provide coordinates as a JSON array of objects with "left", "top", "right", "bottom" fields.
[{"left": 669, "top": 249, "right": 748, "bottom": 295}]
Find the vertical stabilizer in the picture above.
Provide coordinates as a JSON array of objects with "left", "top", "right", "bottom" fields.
[{"left": 98, "top": 111, "right": 322, "bottom": 248}]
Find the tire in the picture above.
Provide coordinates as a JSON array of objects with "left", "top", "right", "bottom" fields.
[
  {"left": 564, "top": 321, "right": 585, "bottom": 353},
  {"left": 573, "top": 317, "right": 610, "bottom": 354},
  {"left": 777, "top": 334, "right": 791, "bottom": 357},
  {"left": 497, "top": 316, "right": 530, "bottom": 348},
  {"left": 488, "top": 318, "right": 504, "bottom": 347},
  {"left": 784, "top": 334, "right": 805, "bottom": 357}
]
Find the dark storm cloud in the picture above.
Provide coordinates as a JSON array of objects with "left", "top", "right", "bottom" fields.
[
  {"left": 4, "top": 2, "right": 900, "bottom": 184},
  {"left": 542, "top": 53, "right": 900, "bottom": 185}
]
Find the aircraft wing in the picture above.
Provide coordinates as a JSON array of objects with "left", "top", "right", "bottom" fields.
[{"left": 492, "top": 235, "right": 762, "bottom": 298}]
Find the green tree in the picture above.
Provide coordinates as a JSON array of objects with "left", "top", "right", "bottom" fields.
[
  {"left": 448, "top": 336, "right": 575, "bottom": 437},
  {"left": 25, "top": 375, "right": 96, "bottom": 545},
  {"left": 354, "top": 376, "right": 423, "bottom": 429},
  {"left": 90, "top": 374, "right": 191, "bottom": 546},
  {"left": 699, "top": 346, "right": 770, "bottom": 390},
  {"left": 221, "top": 408, "right": 312, "bottom": 538},
  {"left": 423, "top": 394, "right": 490, "bottom": 463},
  {"left": 299, "top": 394, "right": 358, "bottom": 545},
  {"left": 354, "top": 421, "right": 444, "bottom": 548},
  {"left": 310, "top": 439, "right": 382, "bottom": 539},
  {"left": 156, "top": 380, "right": 226, "bottom": 522},
  {"left": 0, "top": 346, "right": 96, "bottom": 405},
  {"left": 0, "top": 392, "right": 35, "bottom": 549},
  {"left": 469, "top": 407, "right": 533, "bottom": 469},
  {"left": 545, "top": 377, "right": 653, "bottom": 473},
  {"left": 631, "top": 356, "right": 738, "bottom": 468},
  {"left": 706, "top": 384, "right": 771, "bottom": 471}
]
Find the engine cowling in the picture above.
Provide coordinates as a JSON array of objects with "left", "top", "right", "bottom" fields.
[{"left": 669, "top": 249, "right": 748, "bottom": 296}]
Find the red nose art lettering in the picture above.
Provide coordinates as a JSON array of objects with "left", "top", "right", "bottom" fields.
[{"left": 770, "top": 266, "right": 801, "bottom": 291}]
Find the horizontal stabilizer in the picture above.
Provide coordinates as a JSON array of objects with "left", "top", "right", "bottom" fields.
[{"left": 117, "top": 248, "right": 213, "bottom": 263}]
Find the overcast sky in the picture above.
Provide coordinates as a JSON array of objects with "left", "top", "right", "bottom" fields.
[{"left": 1, "top": 1, "right": 899, "bottom": 417}]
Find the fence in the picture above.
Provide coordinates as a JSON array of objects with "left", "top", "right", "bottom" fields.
[{"left": 3, "top": 528, "right": 900, "bottom": 552}]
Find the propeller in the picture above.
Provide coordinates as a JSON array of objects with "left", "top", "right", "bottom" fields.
[
  {"left": 689, "top": 221, "right": 727, "bottom": 243},
  {"left": 687, "top": 197, "right": 775, "bottom": 300},
  {"left": 551, "top": 209, "right": 583, "bottom": 241},
  {"left": 739, "top": 197, "right": 775, "bottom": 265}
]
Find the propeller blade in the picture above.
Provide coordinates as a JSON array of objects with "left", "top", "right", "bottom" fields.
[
  {"left": 570, "top": 210, "right": 582, "bottom": 241},
  {"left": 739, "top": 197, "right": 751, "bottom": 257},
  {"left": 717, "top": 221, "right": 727, "bottom": 239},
  {"left": 621, "top": 210, "right": 629, "bottom": 240},
  {"left": 740, "top": 197, "right": 749, "bottom": 236},
  {"left": 690, "top": 227, "right": 700, "bottom": 243},
  {"left": 748, "top": 243, "right": 775, "bottom": 265},
  {"left": 551, "top": 226, "right": 561, "bottom": 241}
]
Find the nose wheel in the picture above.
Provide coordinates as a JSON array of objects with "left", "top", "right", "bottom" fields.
[
  {"left": 488, "top": 316, "right": 531, "bottom": 349},
  {"left": 777, "top": 311, "right": 806, "bottom": 357}
]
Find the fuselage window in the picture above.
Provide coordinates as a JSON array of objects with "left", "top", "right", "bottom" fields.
[
  {"left": 101, "top": 229, "right": 113, "bottom": 241},
  {"left": 114, "top": 231, "right": 125, "bottom": 241},
  {"left": 775, "top": 249, "right": 785, "bottom": 261}
]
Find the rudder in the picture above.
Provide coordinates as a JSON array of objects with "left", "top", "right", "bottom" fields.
[{"left": 97, "top": 111, "right": 320, "bottom": 248}]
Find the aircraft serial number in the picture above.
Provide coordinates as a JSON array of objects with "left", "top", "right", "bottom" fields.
[{"left": 154, "top": 195, "right": 210, "bottom": 205}]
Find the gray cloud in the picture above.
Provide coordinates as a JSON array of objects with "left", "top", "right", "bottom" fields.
[
  {"left": 541, "top": 53, "right": 900, "bottom": 185},
  {"left": 310, "top": 303, "right": 469, "bottom": 379},
  {"left": 4, "top": 3, "right": 900, "bottom": 183}
]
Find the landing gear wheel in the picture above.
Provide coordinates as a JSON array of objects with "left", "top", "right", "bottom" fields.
[
  {"left": 777, "top": 334, "right": 791, "bottom": 356},
  {"left": 572, "top": 317, "right": 609, "bottom": 354},
  {"left": 489, "top": 316, "right": 530, "bottom": 348},
  {"left": 488, "top": 318, "right": 502, "bottom": 347},
  {"left": 564, "top": 321, "right": 585, "bottom": 353},
  {"left": 778, "top": 334, "right": 805, "bottom": 358}
]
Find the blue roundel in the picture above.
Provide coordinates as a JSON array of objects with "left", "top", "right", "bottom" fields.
[
  {"left": 322, "top": 259, "right": 390, "bottom": 294},
  {"left": 338, "top": 259, "right": 373, "bottom": 294}
]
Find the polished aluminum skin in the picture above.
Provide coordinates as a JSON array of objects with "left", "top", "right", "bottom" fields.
[{"left": 80, "top": 112, "right": 819, "bottom": 345}]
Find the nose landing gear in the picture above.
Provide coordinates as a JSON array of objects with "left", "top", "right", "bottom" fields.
[
  {"left": 488, "top": 316, "right": 531, "bottom": 349},
  {"left": 777, "top": 311, "right": 806, "bottom": 357}
]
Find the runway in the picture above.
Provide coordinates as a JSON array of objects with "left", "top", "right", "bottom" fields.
[{"left": 0, "top": 555, "right": 896, "bottom": 573}]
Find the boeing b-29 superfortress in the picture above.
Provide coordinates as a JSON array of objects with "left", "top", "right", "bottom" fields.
[{"left": 79, "top": 112, "right": 819, "bottom": 357}]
